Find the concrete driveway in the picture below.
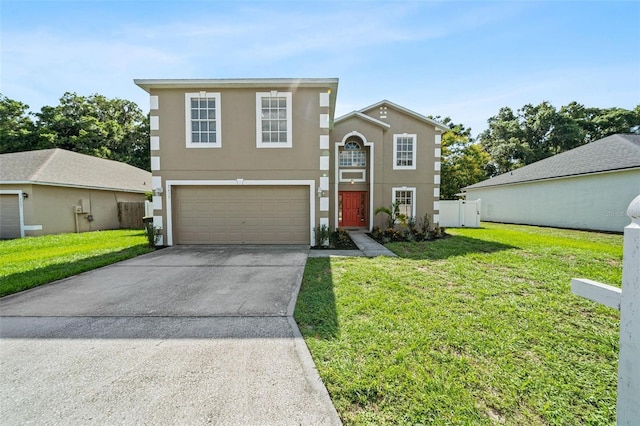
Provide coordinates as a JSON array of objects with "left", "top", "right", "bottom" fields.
[{"left": 0, "top": 245, "right": 341, "bottom": 425}]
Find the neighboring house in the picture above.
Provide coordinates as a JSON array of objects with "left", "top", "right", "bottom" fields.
[
  {"left": 0, "top": 149, "right": 152, "bottom": 239},
  {"left": 134, "top": 78, "right": 447, "bottom": 246},
  {"left": 462, "top": 134, "right": 640, "bottom": 233}
]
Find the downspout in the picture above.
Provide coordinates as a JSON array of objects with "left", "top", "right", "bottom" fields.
[{"left": 74, "top": 208, "right": 80, "bottom": 233}]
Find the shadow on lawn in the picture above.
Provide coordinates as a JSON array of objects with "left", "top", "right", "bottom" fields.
[
  {"left": 294, "top": 257, "right": 339, "bottom": 340},
  {"left": 389, "top": 234, "right": 517, "bottom": 260}
]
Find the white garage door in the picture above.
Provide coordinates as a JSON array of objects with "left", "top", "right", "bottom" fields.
[
  {"left": 172, "top": 186, "right": 310, "bottom": 244},
  {"left": 0, "top": 194, "right": 21, "bottom": 239}
]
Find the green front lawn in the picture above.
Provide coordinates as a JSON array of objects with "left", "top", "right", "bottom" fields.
[
  {"left": 295, "top": 223, "right": 622, "bottom": 425},
  {"left": 0, "top": 230, "right": 153, "bottom": 297}
]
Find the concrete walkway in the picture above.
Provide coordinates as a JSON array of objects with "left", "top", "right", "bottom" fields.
[
  {"left": 346, "top": 230, "right": 397, "bottom": 257},
  {"left": 0, "top": 246, "right": 341, "bottom": 425}
]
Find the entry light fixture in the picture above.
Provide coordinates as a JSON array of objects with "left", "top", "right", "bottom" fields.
[
  {"left": 317, "top": 188, "right": 323, "bottom": 198},
  {"left": 22, "top": 192, "right": 29, "bottom": 199},
  {"left": 153, "top": 187, "right": 164, "bottom": 196},
  {"left": 350, "top": 179, "right": 355, "bottom": 185}
]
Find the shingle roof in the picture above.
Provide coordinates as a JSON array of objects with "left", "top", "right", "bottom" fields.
[
  {"left": 464, "top": 134, "right": 640, "bottom": 190},
  {"left": 0, "top": 149, "right": 152, "bottom": 193}
]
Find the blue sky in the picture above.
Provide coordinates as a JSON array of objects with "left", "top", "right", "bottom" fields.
[{"left": 2, "top": 0, "right": 639, "bottom": 137}]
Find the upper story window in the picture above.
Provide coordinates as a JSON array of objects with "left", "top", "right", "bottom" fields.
[
  {"left": 339, "top": 140, "right": 366, "bottom": 167},
  {"left": 256, "top": 91, "right": 292, "bottom": 148},
  {"left": 185, "top": 92, "right": 221, "bottom": 148},
  {"left": 393, "top": 134, "right": 417, "bottom": 170}
]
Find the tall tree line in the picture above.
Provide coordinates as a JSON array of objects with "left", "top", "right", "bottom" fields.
[
  {"left": 1, "top": 93, "right": 638, "bottom": 194},
  {"left": 436, "top": 102, "right": 639, "bottom": 199},
  {"left": 0, "top": 93, "right": 150, "bottom": 171}
]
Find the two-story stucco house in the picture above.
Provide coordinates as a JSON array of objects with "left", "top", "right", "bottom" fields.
[{"left": 134, "top": 78, "right": 447, "bottom": 246}]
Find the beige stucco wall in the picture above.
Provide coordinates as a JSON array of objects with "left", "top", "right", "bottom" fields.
[
  {"left": 149, "top": 84, "right": 333, "bottom": 244},
  {"left": 464, "top": 169, "right": 640, "bottom": 232},
  {"left": 331, "top": 106, "right": 440, "bottom": 229},
  {"left": 152, "top": 87, "right": 324, "bottom": 174},
  {"left": 0, "top": 183, "right": 146, "bottom": 236}
]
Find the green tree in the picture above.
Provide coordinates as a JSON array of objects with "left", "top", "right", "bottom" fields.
[
  {"left": 560, "top": 102, "right": 640, "bottom": 143},
  {"left": 479, "top": 102, "right": 639, "bottom": 175},
  {"left": 478, "top": 107, "right": 531, "bottom": 175},
  {"left": 0, "top": 95, "right": 37, "bottom": 153},
  {"left": 35, "top": 92, "right": 150, "bottom": 170},
  {"left": 431, "top": 117, "right": 491, "bottom": 199}
]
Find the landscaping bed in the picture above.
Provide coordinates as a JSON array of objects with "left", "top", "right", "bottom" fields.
[
  {"left": 312, "top": 228, "right": 359, "bottom": 250},
  {"left": 295, "top": 223, "right": 622, "bottom": 424}
]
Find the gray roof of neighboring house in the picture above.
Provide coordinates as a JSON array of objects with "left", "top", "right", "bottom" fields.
[
  {"left": 464, "top": 134, "right": 640, "bottom": 190},
  {"left": 0, "top": 149, "right": 152, "bottom": 193}
]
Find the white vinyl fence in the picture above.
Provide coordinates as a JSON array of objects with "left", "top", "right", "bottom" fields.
[
  {"left": 438, "top": 199, "right": 481, "bottom": 228},
  {"left": 571, "top": 194, "right": 640, "bottom": 425}
]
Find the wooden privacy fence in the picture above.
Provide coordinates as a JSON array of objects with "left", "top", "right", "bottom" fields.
[
  {"left": 571, "top": 194, "right": 640, "bottom": 425},
  {"left": 117, "top": 201, "right": 145, "bottom": 229}
]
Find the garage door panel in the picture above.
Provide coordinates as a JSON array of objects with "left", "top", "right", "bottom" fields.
[
  {"left": 173, "top": 186, "right": 309, "bottom": 244},
  {"left": 0, "top": 194, "right": 21, "bottom": 239}
]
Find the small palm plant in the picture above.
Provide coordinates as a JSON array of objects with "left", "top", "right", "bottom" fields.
[{"left": 374, "top": 200, "right": 406, "bottom": 229}]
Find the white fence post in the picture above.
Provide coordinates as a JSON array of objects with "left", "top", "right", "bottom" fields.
[
  {"left": 618, "top": 195, "right": 640, "bottom": 425},
  {"left": 571, "top": 194, "right": 640, "bottom": 425}
]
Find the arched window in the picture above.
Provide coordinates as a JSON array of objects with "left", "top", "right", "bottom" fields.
[
  {"left": 339, "top": 140, "right": 366, "bottom": 167},
  {"left": 345, "top": 141, "right": 361, "bottom": 150}
]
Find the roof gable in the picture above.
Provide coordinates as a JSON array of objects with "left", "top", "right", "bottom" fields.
[
  {"left": 0, "top": 149, "right": 152, "bottom": 193},
  {"left": 464, "top": 134, "right": 640, "bottom": 190},
  {"left": 334, "top": 111, "right": 391, "bottom": 129},
  {"left": 359, "top": 99, "right": 450, "bottom": 131}
]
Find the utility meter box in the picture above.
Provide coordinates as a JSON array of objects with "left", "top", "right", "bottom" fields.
[{"left": 80, "top": 199, "right": 90, "bottom": 213}]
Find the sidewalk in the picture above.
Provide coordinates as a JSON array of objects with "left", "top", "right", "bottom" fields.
[{"left": 307, "top": 230, "right": 396, "bottom": 258}]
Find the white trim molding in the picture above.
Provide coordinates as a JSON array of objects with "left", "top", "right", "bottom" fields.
[
  {"left": 185, "top": 92, "right": 222, "bottom": 148},
  {"left": 335, "top": 131, "right": 375, "bottom": 231},
  {"left": 256, "top": 91, "right": 293, "bottom": 148},
  {"left": 319, "top": 156, "right": 330, "bottom": 171},
  {"left": 319, "top": 176, "right": 329, "bottom": 190},
  {"left": 319, "top": 135, "right": 329, "bottom": 150},
  {"left": 150, "top": 116, "right": 159, "bottom": 130},
  {"left": 319, "top": 92, "right": 330, "bottom": 107},
  {"left": 150, "top": 156, "right": 160, "bottom": 171},
  {"left": 165, "top": 179, "right": 316, "bottom": 246},
  {"left": 392, "top": 186, "right": 417, "bottom": 219},
  {"left": 339, "top": 169, "right": 366, "bottom": 183},
  {"left": 150, "top": 136, "right": 160, "bottom": 151},
  {"left": 149, "top": 95, "right": 159, "bottom": 110},
  {"left": 393, "top": 133, "right": 417, "bottom": 170},
  {"left": 320, "top": 114, "right": 329, "bottom": 129},
  {"left": 0, "top": 190, "right": 25, "bottom": 238}
]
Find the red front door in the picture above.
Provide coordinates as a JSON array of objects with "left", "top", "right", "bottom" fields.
[{"left": 339, "top": 191, "right": 367, "bottom": 227}]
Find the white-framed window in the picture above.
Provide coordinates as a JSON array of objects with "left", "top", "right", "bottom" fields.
[
  {"left": 392, "top": 187, "right": 416, "bottom": 219},
  {"left": 393, "top": 134, "right": 417, "bottom": 170},
  {"left": 339, "top": 140, "right": 366, "bottom": 167},
  {"left": 185, "top": 92, "right": 221, "bottom": 148},
  {"left": 256, "top": 91, "right": 292, "bottom": 148}
]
